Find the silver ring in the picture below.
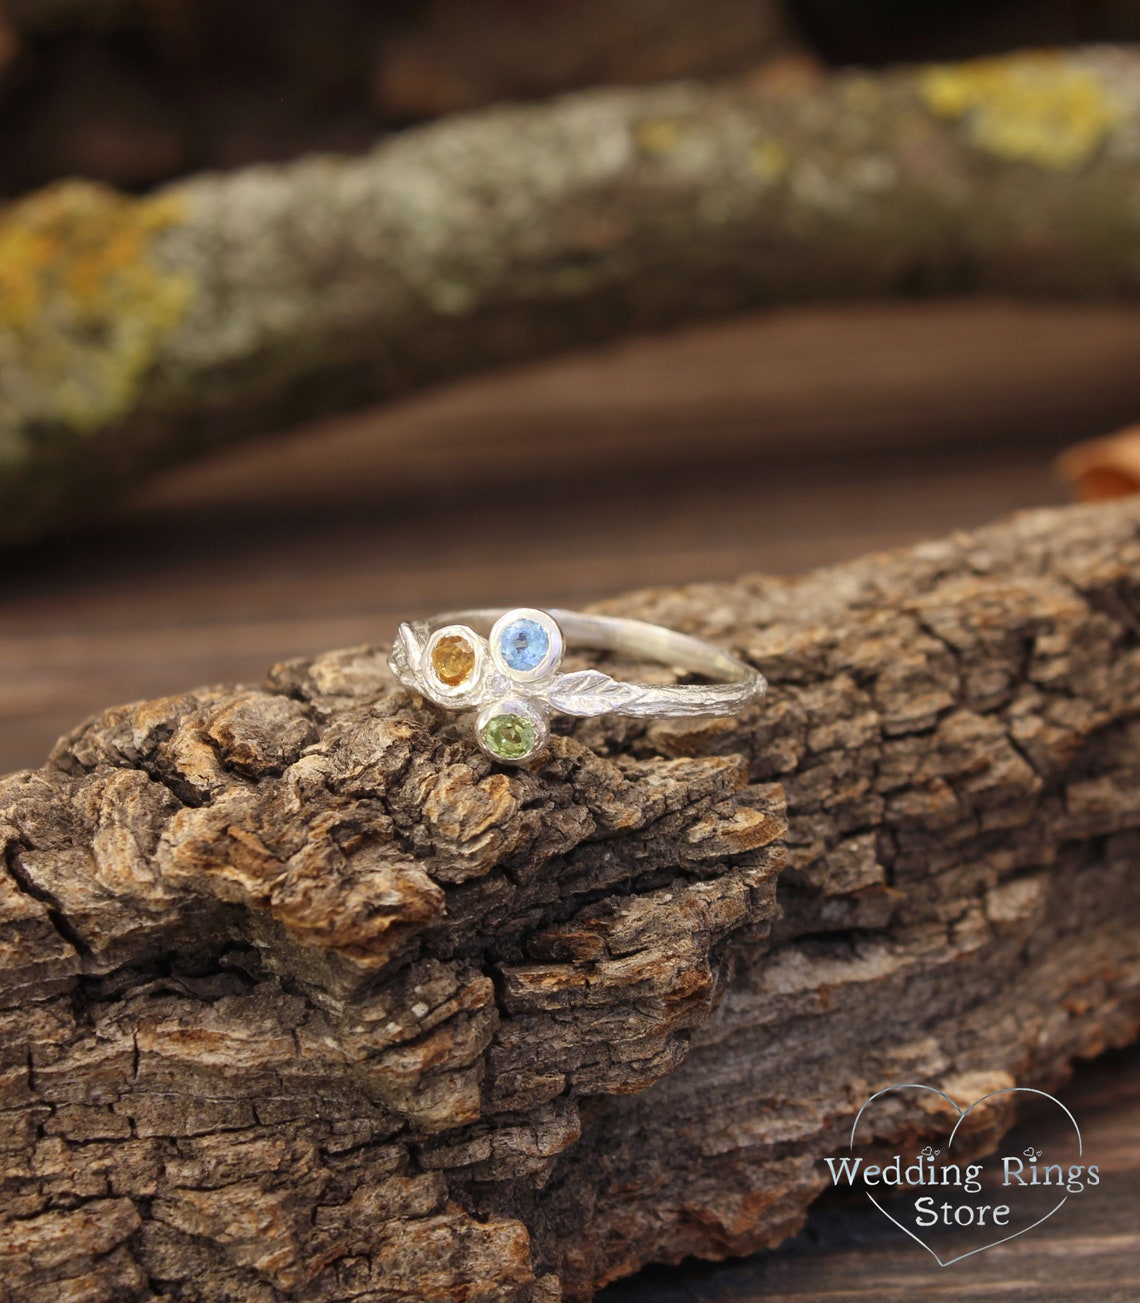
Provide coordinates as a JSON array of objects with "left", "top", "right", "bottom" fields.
[{"left": 387, "top": 607, "right": 766, "bottom": 764}]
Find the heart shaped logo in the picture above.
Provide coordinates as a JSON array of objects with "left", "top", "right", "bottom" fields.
[{"left": 834, "top": 1083, "right": 1090, "bottom": 1267}]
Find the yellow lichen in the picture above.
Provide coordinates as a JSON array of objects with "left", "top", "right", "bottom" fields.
[
  {"left": 635, "top": 119, "right": 685, "bottom": 156},
  {"left": 920, "top": 52, "right": 1123, "bottom": 170},
  {"left": 751, "top": 139, "right": 789, "bottom": 182},
  {"left": 0, "top": 181, "right": 192, "bottom": 446}
]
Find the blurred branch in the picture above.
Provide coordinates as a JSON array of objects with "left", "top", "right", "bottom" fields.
[
  {"left": 0, "top": 0, "right": 802, "bottom": 196},
  {"left": 3, "top": 46, "right": 1140, "bottom": 544},
  {"left": 373, "top": 0, "right": 801, "bottom": 117}
]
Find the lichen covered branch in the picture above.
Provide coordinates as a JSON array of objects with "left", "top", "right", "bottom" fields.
[{"left": 3, "top": 46, "right": 1140, "bottom": 542}]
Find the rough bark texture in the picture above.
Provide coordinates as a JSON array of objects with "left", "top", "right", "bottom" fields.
[
  {"left": 4, "top": 45, "right": 1140, "bottom": 543},
  {"left": 3, "top": 496, "right": 1140, "bottom": 1300}
]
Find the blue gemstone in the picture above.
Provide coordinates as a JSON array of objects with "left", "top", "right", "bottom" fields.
[{"left": 499, "top": 618, "right": 550, "bottom": 672}]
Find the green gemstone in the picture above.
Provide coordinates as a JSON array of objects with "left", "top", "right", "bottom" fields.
[{"left": 481, "top": 712, "right": 537, "bottom": 761}]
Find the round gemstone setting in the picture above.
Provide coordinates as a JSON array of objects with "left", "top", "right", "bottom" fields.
[
  {"left": 499, "top": 618, "right": 549, "bottom": 672},
  {"left": 489, "top": 608, "right": 562, "bottom": 682},
  {"left": 481, "top": 712, "right": 538, "bottom": 761},
  {"left": 476, "top": 698, "right": 547, "bottom": 763},
  {"left": 424, "top": 625, "right": 484, "bottom": 696},
  {"left": 431, "top": 634, "right": 476, "bottom": 687}
]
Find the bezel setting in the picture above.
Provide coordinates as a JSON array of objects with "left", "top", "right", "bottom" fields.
[
  {"left": 489, "top": 608, "right": 564, "bottom": 683},
  {"left": 424, "top": 624, "right": 485, "bottom": 700},
  {"left": 475, "top": 698, "right": 548, "bottom": 764}
]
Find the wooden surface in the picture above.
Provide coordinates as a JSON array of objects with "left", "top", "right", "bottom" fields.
[
  {"left": 602, "top": 1044, "right": 1140, "bottom": 1302},
  {"left": 6, "top": 489, "right": 1140, "bottom": 1301},
  {"left": 2, "top": 295, "right": 1140, "bottom": 1300},
  {"left": 6, "top": 296, "right": 1140, "bottom": 779}
]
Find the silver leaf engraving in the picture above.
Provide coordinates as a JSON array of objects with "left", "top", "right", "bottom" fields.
[
  {"left": 545, "top": 670, "right": 643, "bottom": 716},
  {"left": 390, "top": 622, "right": 425, "bottom": 680}
]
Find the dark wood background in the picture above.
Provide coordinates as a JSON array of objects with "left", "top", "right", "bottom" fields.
[{"left": 2, "top": 295, "right": 1139, "bottom": 1299}]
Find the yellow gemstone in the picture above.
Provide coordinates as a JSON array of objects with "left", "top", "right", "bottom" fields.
[{"left": 431, "top": 634, "right": 476, "bottom": 687}]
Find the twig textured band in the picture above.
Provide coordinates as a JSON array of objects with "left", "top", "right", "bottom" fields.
[{"left": 388, "top": 607, "right": 766, "bottom": 762}]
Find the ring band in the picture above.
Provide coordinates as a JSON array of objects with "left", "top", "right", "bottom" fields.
[{"left": 388, "top": 607, "right": 766, "bottom": 764}]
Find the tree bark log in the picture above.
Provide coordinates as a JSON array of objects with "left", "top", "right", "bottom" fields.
[
  {"left": 3, "top": 496, "right": 1140, "bottom": 1300},
  {"left": 4, "top": 46, "right": 1140, "bottom": 543}
]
